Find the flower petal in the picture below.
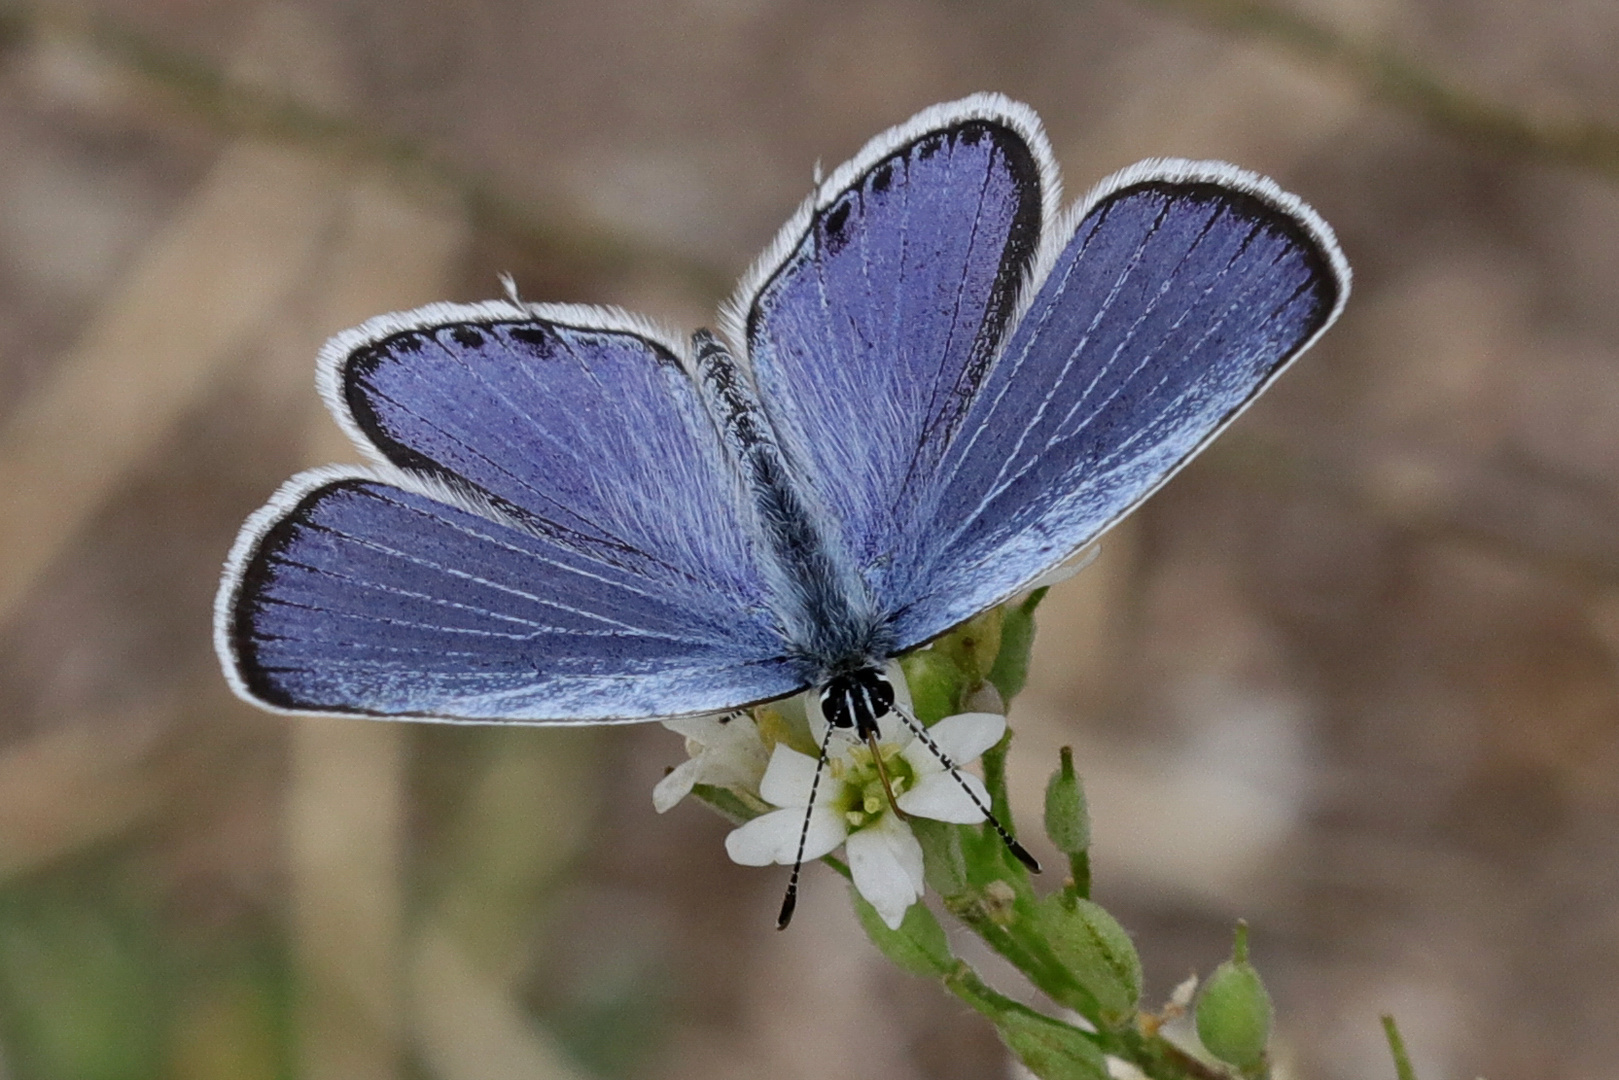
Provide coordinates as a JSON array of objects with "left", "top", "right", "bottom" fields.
[
  {"left": 846, "top": 812, "right": 924, "bottom": 929},
  {"left": 1026, "top": 544, "right": 1101, "bottom": 590},
  {"left": 698, "top": 731, "right": 768, "bottom": 792},
  {"left": 896, "top": 769, "right": 990, "bottom": 823},
  {"left": 660, "top": 712, "right": 733, "bottom": 742},
  {"left": 874, "top": 705, "right": 909, "bottom": 748},
  {"left": 758, "top": 743, "right": 822, "bottom": 808},
  {"left": 725, "top": 806, "right": 845, "bottom": 866},
  {"left": 802, "top": 687, "right": 831, "bottom": 749},
  {"left": 652, "top": 755, "right": 704, "bottom": 813},
  {"left": 902, "top": 712, "right": 1006, "bottom": 775}
]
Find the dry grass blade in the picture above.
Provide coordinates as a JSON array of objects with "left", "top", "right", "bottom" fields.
[{"left": 1142, "top": 0, "right": 1619, "bottom": 181}]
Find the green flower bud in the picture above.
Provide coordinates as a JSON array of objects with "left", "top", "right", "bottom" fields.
[
  {"left": 911, "top": 818, "right": 969, "bottom": 898},
  {"left": 1043, "top": 747, "right": 1091, "bottom": 855},
  {"left": 988, "top": 587, "right": 1048, "bottom": 702},
  {"left": 1032, "top": 894, "right": 1142, "bottom": 1027},
  {"left": 899, "top": 648, "right": 964, "bottom": 724},
  {"left": 937, "top": 608, "right": 1004, "bottom": 686},
  {"left": 1196, "top": 922, "right": 1273, "bottom": 1075}
]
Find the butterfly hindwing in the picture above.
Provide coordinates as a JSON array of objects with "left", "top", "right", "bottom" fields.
[
  {"left": 221, "top": 474, "right": 805, "bottom": 721},
  {"left": 890, "top": 162, "right": 1349, "bottom": 645}
]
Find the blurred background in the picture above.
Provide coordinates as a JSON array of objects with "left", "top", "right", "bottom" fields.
[{"left": 0, "top": 0, "right": 1617, "bottom": 1077}]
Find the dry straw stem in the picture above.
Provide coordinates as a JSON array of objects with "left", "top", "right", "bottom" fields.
[
  {"left": 1144, "top": 0, "right": 1619, "bottom": 182},
  {"left": 3, "top": 0, "right": 1617, "bottom": 313},
  {"left": 0, "top": 2, "right": 731, "bottom": 297},
  {"left": 0, "top": 139, "right": 342, "bottom": 624}
]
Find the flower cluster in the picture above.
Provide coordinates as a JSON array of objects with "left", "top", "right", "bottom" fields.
[{"left": 654, "top": 667, "right": 1004, "bottom": 928}]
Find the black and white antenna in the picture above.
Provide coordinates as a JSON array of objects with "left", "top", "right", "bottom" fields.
[
  {"left": 777, "top": 722, "right": 838, "bottom": 929},
  {"left": 776, "top": 666, "right": 1039, "bottom": 929}
]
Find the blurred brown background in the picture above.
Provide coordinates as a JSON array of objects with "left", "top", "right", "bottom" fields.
[{"left": 1, "top": 0, "right": 1617, "bottom": 1078}]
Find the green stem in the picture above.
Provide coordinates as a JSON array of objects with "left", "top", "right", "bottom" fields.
[
  {"left": 947, "top": 961, "right": 1235, "bottom": 1080},
  {"left": 980, "top": 728, "right": 1017, "bottom": 838},
  {"left": 1381, "top": 1015, "right": 1419, "bottom": 1080},
  {"left": 1068, "top": 850, "right": 1092, "bottom": 900},
  {"left": 1097, "top": 1025, "right": 1234, "bottom": 1080},
  {"left": 944, "top": 893, "right": 1103, "bottom": 1022},
  {"left": 943, "top": 962, "right": 1073, "bottom": 1027}
]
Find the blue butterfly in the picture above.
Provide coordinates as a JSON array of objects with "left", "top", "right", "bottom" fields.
[{"left": 215, "top": 94, "right": 1348, "bottom": 747}]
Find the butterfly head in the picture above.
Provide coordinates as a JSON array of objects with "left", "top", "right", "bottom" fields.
[{"left": 817, "top": 666, "right": 895, "bottom": 741}]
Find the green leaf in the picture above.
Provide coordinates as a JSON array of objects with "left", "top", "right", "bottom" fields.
[
  {"left": 1031, "top": 894, "right": 1143, "bottom": 1027},
  {"left": 689, "top": 782, "right": 765, "bottom": 824},
  {"left": 988, "top": 587, "right": 1049, "bottom": 703},
  {"left": 911, "top": 818, "right": 969, "bottom": 898},
  {"left": 851, "top": 890, "right": 954, "bottom": 978},
  {"left": 995, "top": 1008, "right": 1110, "bottom": 1080}
]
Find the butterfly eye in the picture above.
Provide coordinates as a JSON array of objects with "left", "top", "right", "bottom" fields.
[
  {"left": 817, "top": 681, "right": 855, "bottom": 731},
  {"left": 866, "top": 671, "right": 896, "bottom": 718},
  {"left": 818, "top": 668, "right": 896, "bottom": 737}
]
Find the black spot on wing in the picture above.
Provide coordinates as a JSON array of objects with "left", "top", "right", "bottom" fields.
[
  {"left": 508, "top": 325, "right": 552, "bottom": 349},
  {"left": 821, "top": 196, "right": 855, "bottom": 255}
]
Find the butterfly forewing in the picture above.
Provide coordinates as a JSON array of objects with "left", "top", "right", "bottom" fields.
[
  {"left": 331, "top": 304, "right": 768, "bottom": 605},
  {"left": 889, "top": 166, "right": 1347, "bottom": 646},
  {"left": 732, "top": 104, "right": 1047, "bottom": 607}
]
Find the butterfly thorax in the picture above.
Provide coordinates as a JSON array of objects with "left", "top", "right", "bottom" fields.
[
  {"left": 818, "top": 667, "right": 896, "bottom": 740},
  {"left": 692, "top": 329, "right": 895, "bottom": 672}
]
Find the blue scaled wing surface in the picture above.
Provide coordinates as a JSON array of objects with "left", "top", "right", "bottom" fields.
[
  {"left": 890, "top": 157, "right": 1350, "bottom": 646},
  {"left": 723, "top": 96, "right": 1051, "bottom": 611},
  {"left": 727, "top": 94, "right": 1347, "bottom": 651},
  {"left": 215, "top": 304, "right": 808, "bottom": 722}
]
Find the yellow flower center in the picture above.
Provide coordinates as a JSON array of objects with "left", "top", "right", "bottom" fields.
[{"left": 829, "top": 741, "right": 915, "bottom": 829}]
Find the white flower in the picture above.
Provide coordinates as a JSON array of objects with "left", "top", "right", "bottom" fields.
[
  {"left": 724, "top": 707, "right": 1006, "bottom": 929},
  {"left": 652, "top": 711, "right": 769, "bottom": 813}
]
